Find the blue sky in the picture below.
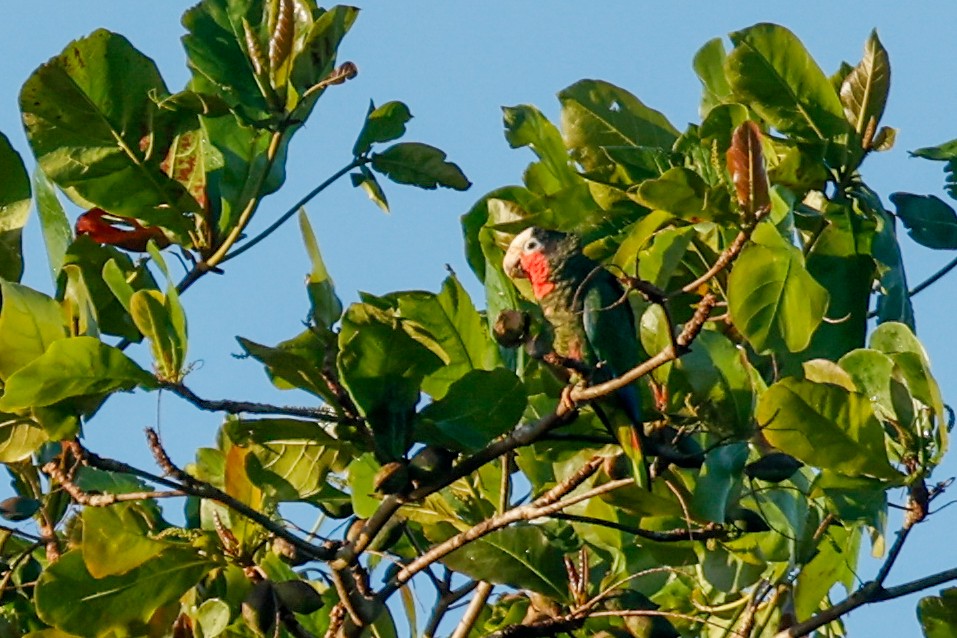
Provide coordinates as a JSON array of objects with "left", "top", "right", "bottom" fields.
[{"left": 2, "top": 2, "right": 956, "bottom": 635}]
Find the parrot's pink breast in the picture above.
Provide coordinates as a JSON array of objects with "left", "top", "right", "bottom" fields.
[{"left": 520, "top": 252, "right": 555, "bottom": 298}]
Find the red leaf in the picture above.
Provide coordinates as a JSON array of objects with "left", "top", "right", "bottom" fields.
[
  {"left": 727, "top": 121, "right": 770, "bottom": 217},
  {"left": 75, "top": 208, "right": 171, "bottom": 252}
]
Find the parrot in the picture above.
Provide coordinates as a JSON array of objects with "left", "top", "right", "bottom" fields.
[{"left": 503, "top": 226, "right": 651, "bottom": 488}]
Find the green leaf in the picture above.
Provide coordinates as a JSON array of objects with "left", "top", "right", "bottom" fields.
[
  {"left": 181, "top": 0, "right": 272, "bottom": 122},
  {"left": 82, "top": 502, "right": 167, "bottom": 578},
  {"left": 33, "top": 169, "right": 72, "bottom": 286},
  {"left": 130, "top": 289, "right": 186, "bottom": 382},
  {"left": 503, "top": 104, "right": 577, "bottom": 189},
  {"left": 237, "top": 330, "right": 338, "bottom": 407},
  {"left": 371, "top": 142, "right": 471, "bottom": 191},
  {"left": 889, "top": 192, "right": 957, "bottom": 249},
  {"left": 351, "top": 166, "right": 390, "bottom": 212},
  {"left": 756, "top": 377, "right": 901, "bottom": 479},
  {"left": 225, "top": 418, "right": 343, "bottom": 501},
  {"left": 840, "top": 30, "right": 890, "bottom": 137},
  {"left": 299, "top": 210, "right": 343, "bottom": 329},
  {"left": 839, "top": 349, "right": 899, "bottom": 420},
  {"left": 348, "top": 453, "right": 380, "bottom": 518},
  {"left": 795, "top": 525, "right": 860, "bottom": 619},
  {"left": 0, "top": 280, "right": 67, "bottom": 380},
  {"left": 338, "top": 303, "right": 443, "bottom": 461},
  {"left": 679, "top": 330, "right": 757, "bottom": 436},
  {"left": 353, "top": 100, "right": 413, "bottom": 156},
  {"left": 726, "top": 23, "right": 846, "bottom": 140},
  {"left": 384, "top": 275, "right": 500, "bottom": 399},
  {"left": 20, "top": 29, "right": 197, "bottom": 233},
  {"left": 727, "top": 224, "right": 829, "bottom": 353},
  {"left": 195, "top": 598, "right": 231, "bottom": 638},
  {"left": 632, "top": 167, "right": 714, "bottom": 222},
  {"left": 919, "top": 588, "right": 957, "bottom": 638},
  {"left": 439, "top": 525, "right": 568, "bottom": 601},
  {"left": 0, "top": 413, "right": 48, "bottom": 462},
  {"left": 693, "top": 38, "right": 733, "bottom": 116},
  {"left": 416, "top": 369, "right": 526, "bottom": 452},
  {"left": 691, "top": 443, "right": 748, "bottom": 522},
  {"left": 61, "top": 238, "right": 156, "bottom": 341},
  {"left": 201, "top": 114, "right": 291, "bottom": 237},
  {"left": 0, "top": 132, "right": 31, "bottom": 283},
  {"left": 35, "top": 548, "right": 210, "bottom": 637},
  {"left": 559, "top": 79, "right": 678, "bottom": 173},
  {"left": 803, "top": 204, "right": 874, "bottom": 360},
  {"left": 0, "top": 336, "right": 156, "bottom": 411}
]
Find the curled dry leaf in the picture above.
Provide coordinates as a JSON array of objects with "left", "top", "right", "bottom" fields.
[{"left": 75, "top": 208, "right": 171, "bottom": 252}]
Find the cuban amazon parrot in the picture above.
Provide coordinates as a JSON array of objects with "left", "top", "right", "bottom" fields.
[{"left": 504, "top": 226, "right": 650, "bottom": 487}]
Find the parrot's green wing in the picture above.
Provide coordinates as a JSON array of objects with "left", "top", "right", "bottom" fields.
[{"left": 581, "top": 272, "right": 649, "bottom": 488}]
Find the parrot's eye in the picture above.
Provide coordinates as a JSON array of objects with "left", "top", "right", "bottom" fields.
[{"left": 523, "top": 238, "right": 540, "bottom": 252}]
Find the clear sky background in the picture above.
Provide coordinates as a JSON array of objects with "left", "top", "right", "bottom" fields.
[{"left": 2, "top": 2, "right": 956, "bottom": 636}]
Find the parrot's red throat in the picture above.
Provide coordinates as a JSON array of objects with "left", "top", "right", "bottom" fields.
[{"left": 520, "top": 252, "right": 555, "bottom": 298}]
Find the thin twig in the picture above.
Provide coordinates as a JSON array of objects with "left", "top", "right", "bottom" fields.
[
  {"left": 774, "top": 566, "right": 957, "bottom": 638},
  {"left": 550, "top": 513, "right": 731, "bottom": 542},
  {"left": 162, "top": 382, "right": 339, "bottom": 422},
  {"left": 76, "top": 433, "right": 334, "bottom": 562},
  {"left": 386, "top": 457, "right": 614, "bottom": 593},
  {"left": 450, "top": 581, "right": 493, "bottom": 638},
  {"left": 43, "top": 462, "right": 184, "bottom": 506},
  {"left": 223, "top": 158, "right": 365, "bottom": 264},
  {"left": 678, "top": 212, "right": 769, "bottom": 296}
]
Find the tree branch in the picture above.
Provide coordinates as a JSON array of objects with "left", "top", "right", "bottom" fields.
[
  {"left": 223, "top": 158, "right": 366, "bottom": 264},
  {"left": 75, "top": 432, "right": 334, "bottom": 562},
  {"left": 384, "top": 457, "right": 616, "bottom": 594},
  {"left": 550, "top": 513, "right": 732, "bottom": 542},
  {"left": 678, "top": 211, "right": 769, "bottom": 296},
  {"left": 42, "top": 461, "right": 184, "bottom": 506},
  {"left": 161, "top": 381, "right": 339, "bottom": 422}
]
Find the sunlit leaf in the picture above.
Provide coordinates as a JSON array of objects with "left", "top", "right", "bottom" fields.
[
  {"left": 727, "top": 224, "right": 828, "bottom": 353},
  {"left": 351, "top": 166, "right": 390, "bottom": 212},
  {"left": 130, "top": 289, "right": 186, "bottom": 382},
  {"left": 0, "top": 336, "right": 156, "bottom": 411},
  {"left": 0, "top": 280, "right": 67, "bottom": 380},
  {"left": 694, "top": 38, "right": 733, "bottom": 116},
  {"left": 299, "top": 210, "right": 343, "bottom": 329},
  {"left": 726, "top": 23, "right": 846, "bottom": 140},
  {"left": 840, "top": 30, "right": 890, "bottom": 138},
  {"left": 353, "top": 100, "right": 413, "bottom": 157},
  {"left": 20, "top": 29, "right": 198, "bottom": 235},
  {"left": 756, "top": 377, "right": 901, "bottom": 480},
  {"left": 560, "top": 79, "right": 679, "bottom": 172},
  {"left": 35, "top": 548, "right": 210, "bottom": 636},
  {"left": 82, "top": 502, "right": 167, "bottom": 578},
  {"left": 33, "top": 169, "right": 72, "bottom": 285}
]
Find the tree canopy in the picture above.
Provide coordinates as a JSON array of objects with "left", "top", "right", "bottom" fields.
[{"left": 0, "top": 3, "right": 955, "bottom": 638}]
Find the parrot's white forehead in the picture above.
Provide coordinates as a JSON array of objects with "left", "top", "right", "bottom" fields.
[{"left": 508, "top": 227, "right": 535, "bottom": 251}]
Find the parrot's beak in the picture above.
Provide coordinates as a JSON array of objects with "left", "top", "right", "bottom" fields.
[{"left": 503, "top": 237, "right": 526, "bottom": 279}]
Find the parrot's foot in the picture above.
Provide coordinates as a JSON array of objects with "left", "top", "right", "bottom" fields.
[{"left": 559, "top": 385, "right": 578, "bottom": 415}]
